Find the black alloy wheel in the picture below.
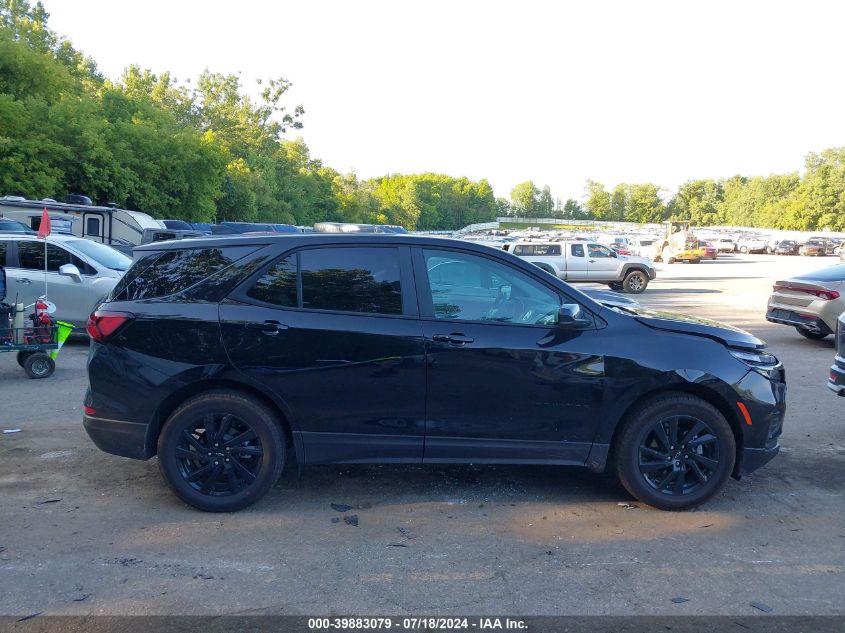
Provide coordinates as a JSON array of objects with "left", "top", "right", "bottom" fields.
[
  {"left": 615, "top": 393, "right": 735, "bottom": 510},
  {"left": 175, "top": 413, "right": 264, "bottom": 496},
  {"left": 637, "top": 415, "right": 719, "bottom": 496},
  {"left": 158, "top": 391, "right": 285, "bottom": 512}
]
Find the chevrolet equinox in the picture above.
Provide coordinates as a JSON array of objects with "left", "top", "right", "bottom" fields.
[{"left": 83, "top": 234, "right": 785, "bottom": 511}]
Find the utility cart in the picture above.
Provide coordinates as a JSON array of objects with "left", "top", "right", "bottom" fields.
[{"left": 0, "top": 266, "right": 73, "bottom": 379}]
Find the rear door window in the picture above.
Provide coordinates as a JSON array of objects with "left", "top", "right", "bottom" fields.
[
  {"left": 570, "top": 244, "right": 585, "bottom": 257},
  {"left": 301, "top": 247, "right": 402, "bottom": 314},
  {"left": 241, "top": 246, "right": 403, "bottom": 315}
]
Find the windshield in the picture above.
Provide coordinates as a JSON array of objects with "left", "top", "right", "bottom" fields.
[{"left": 65, "top": 239, "right": 132, "bottom": 271}]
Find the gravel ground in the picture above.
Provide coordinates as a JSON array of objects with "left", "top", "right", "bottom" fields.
[{"left": 0, "top": 253, "right": 843, "bottom": 616}]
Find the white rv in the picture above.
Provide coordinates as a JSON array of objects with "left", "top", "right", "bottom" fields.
[{"left": 0, "top": 195, "right": 162, "bottom": 251}]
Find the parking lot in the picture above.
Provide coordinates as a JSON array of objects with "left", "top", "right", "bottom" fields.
[{"left": 1, "top": 253, "right": 843, "bottom": 617}]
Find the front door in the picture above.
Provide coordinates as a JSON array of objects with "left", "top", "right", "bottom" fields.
[
  {"left": 414, "top": 247, "right": 605, "bottom": 464},
  {"left": 7, "top": 240, "right": 91, "bottom": 324},
  {"left": 220, "top": 244, "right": 427, "bottom": 464},
  {"left": 585, "top": 243, "right": 620, "bottom": 280}
]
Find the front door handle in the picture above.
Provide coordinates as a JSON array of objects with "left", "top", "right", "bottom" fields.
[
  {"left": 432, "top": 333, "right": 474, "bottom": 345},
  {"left": 16, "top": 278, "right": 32, "bottom": 284},
  {"left": 246, "top": 320, "right": 288, "bottom": 335}
]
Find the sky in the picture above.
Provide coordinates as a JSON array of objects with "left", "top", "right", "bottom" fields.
[{"left": 41, "top": 0, "right": 845, "bottom": 202}]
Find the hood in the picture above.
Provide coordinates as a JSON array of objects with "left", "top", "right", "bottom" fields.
[
  {"left": 616, "top": 254, "right": 653, "bottom": 266},
  {"left": 628, "top": 307, "right": 765, "bottom": 350}
]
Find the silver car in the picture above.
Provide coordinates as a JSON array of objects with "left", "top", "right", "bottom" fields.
[{"left": 0, "top": 235, "right": 130, "bottom": 327}]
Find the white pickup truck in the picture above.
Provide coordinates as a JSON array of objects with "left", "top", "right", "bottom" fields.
[{"left": 507, "top": 240, "right": 657, "bottom": 293}]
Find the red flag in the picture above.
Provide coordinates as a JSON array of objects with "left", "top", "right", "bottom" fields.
[{"left": 37, "top": 207, "right": 51, "bottom": 239}]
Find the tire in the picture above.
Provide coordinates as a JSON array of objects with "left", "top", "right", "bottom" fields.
[
  {"left": 796, "top": 327, "right": 828, "bottom": 340},
  {"left": 614, "top": 393, "right": 736, "bottom": 510},
  {"left": 16, "top": 351, "right": 33, "bottom": 368},
  {"left": 23, "top": 352, "right": 55, "bottom": 379},
  {"left": 689, "top": 258, "right": 701, "bottom": 264},
  {"left": 608, "top": 282, "right": 624, "bottom": 292},
  {"left": 622, "top": 270, "right": 648, "bottom": 294},
  {"left": 740, "top": 246, "right": 748, "bottom": 254},
  {"left": 157, "top": 390, "right": 286, "bottom": 512}
]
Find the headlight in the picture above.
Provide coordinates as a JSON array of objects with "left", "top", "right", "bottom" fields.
[{"left": 729, "top": 348, "right": 780, "bottom": 376}]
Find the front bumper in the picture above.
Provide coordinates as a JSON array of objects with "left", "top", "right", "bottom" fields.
[
  {"left": 740, "top": 445, "right": 780, "bottom": 475},
  {"left": 83, "top": 414, "right": 151, "bottom": 460}
]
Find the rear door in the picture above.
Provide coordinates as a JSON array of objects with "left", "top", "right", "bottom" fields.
[
  {"left": 565, "top": 243, "right": 589, "bottom": 280},
  {"left": 220, "top": 244, "right": 427, "bottom": 464}
]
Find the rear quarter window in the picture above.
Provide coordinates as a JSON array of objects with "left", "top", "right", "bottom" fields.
[{"left": 110, "top": 246, "right": 259, "bottom": 301}]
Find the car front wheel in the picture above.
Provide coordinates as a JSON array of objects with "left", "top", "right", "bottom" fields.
[
  {"left": 615, "top": 393, "right": 735, "bottom": 510},
  {"left": 157, "top": 390, "right": 285, "bottom": 512},
  {"left": 623, "top": 270, "right": 649, "bottom": 294}
]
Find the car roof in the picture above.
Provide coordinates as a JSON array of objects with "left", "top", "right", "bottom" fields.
[
  {"left": 0, "top": 234, "right": 80, "bottom": 242},
  {"left": 133, "top": 233, "right": 505, "bottom": 253}
]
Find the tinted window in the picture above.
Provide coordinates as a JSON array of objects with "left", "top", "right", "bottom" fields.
[
  {"left": 110, "top": 246, "right": 258, "bottom": 301},
  {"left": 424, "top": 249, "right": 560, "bottom": 325},
  {"left": 570, "top": 244, "right": 585, "bottom": 257},
  {"left": 513, "top": 245, "right": 532, "bottom": 255},
  {"left": 17, "top": 241, "right": 89, "bottom": 273},
  {"left": 0, "top": 241, "right": 6, "bottom": 266},
  {"left": 246, "top": 254, "right": 297, "bottom": 307},
  {"left": 300, "top": 247, "right": 402, "bottom": 314}
]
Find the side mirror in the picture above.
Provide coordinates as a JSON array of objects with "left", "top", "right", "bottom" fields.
[
  {"left": 59, "top": 263, "right": 82, "bottom": 283},
  {"left": 557, "top": 303, "right": 592, "bottom": 328},
  {"left": 610, "top": 250, "right": 618, "bottom": 258}
]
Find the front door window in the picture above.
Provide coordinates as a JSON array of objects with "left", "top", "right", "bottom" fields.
[{"left": 423, "top": 249, "right": 560, "bottom": 325}]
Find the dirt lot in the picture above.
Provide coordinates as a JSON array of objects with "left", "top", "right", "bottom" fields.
[{"left": 1, "top": 253, "right": 843, "bottom": 616}]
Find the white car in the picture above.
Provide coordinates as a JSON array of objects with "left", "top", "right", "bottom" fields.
[
  {"left": 715, "top": 238, "right": 736, "bottom": 253},
  {"left": 0, "top": 234, "right": 131, "bottom": 327},
  {"left": 737, "top": 237, "right": 768, "bottom": 254}
]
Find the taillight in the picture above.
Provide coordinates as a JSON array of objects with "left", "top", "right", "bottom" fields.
[
  {"left": 86, "top": 310, "right": 132, "bottom": 342},
  {"left": 772, "top": 284, "right": 840, "bottom": 301}
]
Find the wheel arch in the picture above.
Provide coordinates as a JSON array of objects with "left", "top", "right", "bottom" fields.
[
  {"left": 604, "top": 384, "right": 744, "bottom": 477},
  {"left": 144, "top": 379, "right": 300, "bottom": 463}
]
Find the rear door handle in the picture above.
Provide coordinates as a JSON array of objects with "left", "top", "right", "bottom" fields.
[
  {"left": 16, "top": 278, "right": 32, "bottom": 284},
  {"left": 432, "top": 333, "right": 474, "bottom": 345},
  {"left": 246, "top": 320, "right": 288, "bottom": 335}
]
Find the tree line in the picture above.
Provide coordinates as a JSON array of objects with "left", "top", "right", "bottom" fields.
[
  {"left": 503, "top": 158, "right": 845, "bottom": 232},
  {"left": 2, "top": 1, "right": 844, "bottom": 232}
]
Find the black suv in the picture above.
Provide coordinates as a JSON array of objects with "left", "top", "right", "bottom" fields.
[{"left": 84, "top": 234, "right": 786, "bottom": 512}]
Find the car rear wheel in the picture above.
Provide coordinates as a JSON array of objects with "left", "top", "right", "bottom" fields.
[
  {"left": 157, "top": 390, "right": 285, "bottom": 512},
  {"left": 622, "top": 270, "right": 648, "bottom": 294},
  {"left": 615, "top": 393, "right": 735, "bottom": 510},
  {"left": 796, "top": 327, "right": 828, "bottom": 340}
]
